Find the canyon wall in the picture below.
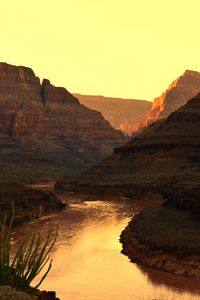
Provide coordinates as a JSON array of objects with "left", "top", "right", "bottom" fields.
[
  {"left": 75, "top": 70, "right": 200, "bottom": 136},
  {"left": 0, "top": 62, "right": 126, "bottom": 183}
]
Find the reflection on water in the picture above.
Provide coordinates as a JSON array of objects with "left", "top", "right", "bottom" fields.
[{"left": 14, "top": 196, "right": 200, "bottom": 300}]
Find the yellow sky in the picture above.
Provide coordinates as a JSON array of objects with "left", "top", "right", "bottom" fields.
[{"left": 0, "top": 0, "right": 200, "bottom": 100}]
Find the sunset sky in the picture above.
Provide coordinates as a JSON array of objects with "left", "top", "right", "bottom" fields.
[{"left": 1, "top": 0, "right": 200, "bottom": 100}]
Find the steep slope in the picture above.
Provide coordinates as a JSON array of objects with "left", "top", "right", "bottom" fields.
[
  {"left": 0, "top": 62, "right": 126, "bottom": 183},
  {"left": 74, "top": 94, "right": 151, "bottom": 136},
  {"left": 145, "top": 70, "right": 200, "bottom": 125},
  {"left": 60, "top": 92, "right": 200, "bottom": 205}
]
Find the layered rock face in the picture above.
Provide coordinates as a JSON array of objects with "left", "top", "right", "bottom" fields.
[
  {"left": 74, "top": 94, "right": 151, "bottom": 136},
  {"left": 145, "top": 70, "right": 200, "bottom": 125},
  {"left": 0, "top": 62, "right": 126, "bottom": 183},
  {"left": 61, "top": 93, "right": 200, "bottom": 206}
]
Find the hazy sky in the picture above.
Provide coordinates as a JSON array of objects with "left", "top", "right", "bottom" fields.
[{"left": 1, "top": 0, "right": 200, "bottom": 100}]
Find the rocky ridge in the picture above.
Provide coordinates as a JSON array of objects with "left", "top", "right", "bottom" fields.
[{"left": 145, "top": 70, "right": 200, "bottom": 126}]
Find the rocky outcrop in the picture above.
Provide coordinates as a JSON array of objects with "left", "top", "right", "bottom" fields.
[
  {"left": 74, "top": 94, "right": 151, "bottom": 136},
  {"left": 0, "top": 62, "right": 126, "bottom": 183},
  {"left": 120, "top": 225, "right": 200, "bottom": 280},
  {"left": 145, "top": 70, "right": 200, "bottom": 125}
]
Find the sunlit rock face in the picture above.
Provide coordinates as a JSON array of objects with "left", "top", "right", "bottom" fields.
[
  {"left": 74, "top": 94, "right": 151, "bottom": 136},
  {"left": 145, "top": 70, "right": 200, "bottom": 126},
  {"left": 0, "top": 62, "right": 126, "bottom": 182}
]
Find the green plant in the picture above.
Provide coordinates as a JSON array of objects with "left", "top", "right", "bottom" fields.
[{"left": 0, "top": 207, "right": 57, "bottom": 291}]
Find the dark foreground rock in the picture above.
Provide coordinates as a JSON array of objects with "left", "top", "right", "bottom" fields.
[
  {"left": 34, "top": 290, "right": 59, "bottom": 300},
  {"left": 0, "top": 286, "right": 33, "bottom": 300},
  {"left": 0, "top": 286, "right": 60, "bottom": 300}
]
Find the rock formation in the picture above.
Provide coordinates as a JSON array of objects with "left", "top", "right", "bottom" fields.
[
  {"left": 120, "top": 223, "right": 200, "bottom": 280},
  {"left": 74, "top": 94, "right": 151, "bottom": 136},
  {"left": 145, "top": 70, "right": 200, "bottom": 125},
  {"left": 60, "top": 92, "right": 200, "bottom": 207},
  {"left": 0, "top": 62, "right": 126, "bottom": 183}
]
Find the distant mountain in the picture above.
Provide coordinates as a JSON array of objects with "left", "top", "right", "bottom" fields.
[
  {"left": 0, "top": 62, "right": 126, "bottom": 183},
  {"left": 74, "top": 94, "right": 151, "bottom": 136},
  {"left": 145, "top": 70, "right": 200, "bottom": 125},
  {"left": 60, "top": 92, "right": 200, "bottom": 215}
]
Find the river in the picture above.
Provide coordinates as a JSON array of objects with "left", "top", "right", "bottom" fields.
[{"left": 13, "top": 191, "right": 200, "bottom": 300}]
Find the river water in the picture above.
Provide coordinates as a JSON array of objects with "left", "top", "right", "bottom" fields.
[{"left": 14, "top": 192, "right": 200, "bottom": 300}]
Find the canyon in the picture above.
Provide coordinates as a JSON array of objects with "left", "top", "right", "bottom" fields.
[
  {"left": 59, "top": 92, "right": 200, "bottom": 278},
  {"left": 59, "top": 92, "right": 200, "bottom": 198},
  {"left": 75, "top": 70, "right": 200, "bottom": 136},
  {"left": 0, "top": 62, "right": 126, "bottom": 183},
  {"left": 1, "top": 62, "right": 200, "bottom": 292}
]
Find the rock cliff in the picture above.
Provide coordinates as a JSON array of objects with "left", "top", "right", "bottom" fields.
[
  {"left": 0, "top": 62, "right": 126, "bottom": 183},
  {"left": 74, "top": 94, "right": 151, "bottom": 136},
  {"left": 60, "top": 92, "right": 200, "bottom": 204},
  {"left": 145, "top": 70, "right": 200, "bottom": 125}
]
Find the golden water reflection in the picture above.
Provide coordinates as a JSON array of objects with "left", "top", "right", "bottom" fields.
[{"left": 23, "top": 198, "right": 200, "bottom": 300}]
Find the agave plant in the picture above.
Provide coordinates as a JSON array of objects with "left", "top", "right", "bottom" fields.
[{"left": 0, "top": 205, "right": 57, "bottom": 291}]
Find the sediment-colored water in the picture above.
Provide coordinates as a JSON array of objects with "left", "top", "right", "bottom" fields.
[{"left": 14, "top": 194, "right": 200, "bottom": 300}]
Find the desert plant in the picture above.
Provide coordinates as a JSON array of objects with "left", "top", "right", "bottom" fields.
[{"left": 0, "top": 206, "right": 57, "bottom": 291}]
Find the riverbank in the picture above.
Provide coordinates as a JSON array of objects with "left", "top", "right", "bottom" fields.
[
  {"left": 0, "top": 183, "right": 65, "bottom": 225},
  {"left": 120, "top": 197, "right": 200, "bottom": 279},
  {"left": 57, "top": 176, "right": 200, "bottom": 281}
]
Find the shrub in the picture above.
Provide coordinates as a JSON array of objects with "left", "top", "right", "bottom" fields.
[{"left": 0, "top": 206, "right": 57, "bottom": 291}]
